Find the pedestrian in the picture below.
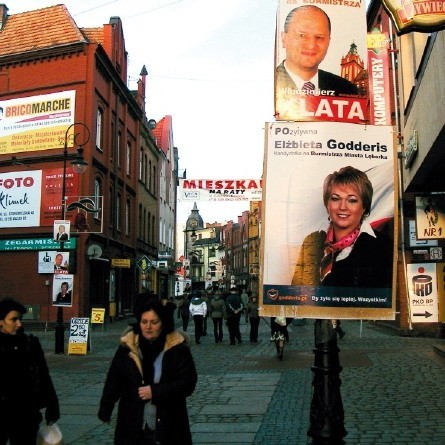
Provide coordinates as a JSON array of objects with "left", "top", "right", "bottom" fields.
[
  {"left": 246, "top": 296, "right": 260, "bottom": 342},
  {"left": 201, "top": 292, "right": 210, "bottom": 336},
  {"left": 270, "top": 316, "right": 288, "bottom": 360},
  {"left": 189, "top": 291, "right": 207, "bottom": 344},
  {"left": 0, "top": 297, "right": 60, "bottom": 445},
  {"left": 209, "top": 291, "right": 226, "bottom": 343},
  {"left": 177, "top": 293, "right": 190, "bottom": 332},
  {"left": 98, "top": 297, "right": 197, "bottom": 445},
  {"left": 161, "top": 296, "right": 177, "bottom": 319},
  {"left": 226, "top": 287, "right": 243, "bottom": 345},
  {"left": 240, "top": 290, "right": 249, "bottom": 323},
  {"left": 333, "top": 319, "right": 345, "bottom": 339}
]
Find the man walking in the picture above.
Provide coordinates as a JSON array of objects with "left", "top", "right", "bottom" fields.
[{"left": 225, "top": 287, "right": 243, "bottom": 345}]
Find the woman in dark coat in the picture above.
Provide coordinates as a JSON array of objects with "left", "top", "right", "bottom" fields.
[
  {"left": 98, "top": 297, "right": 197, "bottom": 445},
  {"left": 0, "top": 298, "right": 60, "bottom": 445}
]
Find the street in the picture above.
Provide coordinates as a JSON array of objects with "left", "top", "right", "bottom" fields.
[{"left": 32, "top": 317, "right": 445, "bottom": 445}]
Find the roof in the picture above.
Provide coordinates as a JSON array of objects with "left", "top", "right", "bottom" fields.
[
  {"left": 0, "top": 4, "right": 91, "bottom": 58},
  {"left": 152, "top": 115, "right": 172, "bottom": 155}
]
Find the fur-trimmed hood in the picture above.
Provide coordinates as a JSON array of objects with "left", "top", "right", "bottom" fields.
[{"left": 119, "top": 327, "right": 189, "bottom": 377}]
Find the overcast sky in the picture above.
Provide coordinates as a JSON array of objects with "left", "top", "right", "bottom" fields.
[{"left": 11, "top": 0, "right": 276, "bottom": 225}]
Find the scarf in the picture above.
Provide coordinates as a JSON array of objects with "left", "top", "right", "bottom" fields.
[
  {"left": 139, "top": 333, "right": 166, "bottom": 384},
  {"left": 319, "top": 224, "right": 361, "bottom": 282}
]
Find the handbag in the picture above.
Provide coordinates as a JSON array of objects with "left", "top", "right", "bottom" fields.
[{"left": 36, "top": 423, "right": 64, "bottom": 445}]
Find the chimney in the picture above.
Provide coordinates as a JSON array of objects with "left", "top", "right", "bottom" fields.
[{"left": 0, "top": 4, "right": 9, "bottom": 30}]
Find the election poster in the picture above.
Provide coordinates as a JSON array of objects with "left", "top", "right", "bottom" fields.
[
  {"left": 52, "top": 273, "right": 73, "bottom": 307},
  {"left": 260, "top": 121, "right": 397, "bottom": 320},
  {"left": 274, "top": 0, "right": 368, "bottom": 123}
]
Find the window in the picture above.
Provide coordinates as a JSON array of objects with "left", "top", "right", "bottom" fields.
[
  {"left": 126, "top": 142, "right": 131, "bottom": 176},
  {"left": 148, "top": 161, "right": 152, "bottom": 192},
  {"left": 116, "top": 193, "right": 121, "bottom": 231},
  {"left": 147, "top": 211, "right": 151, "bottom": 244},
  {"left": 125, "top": 199, "right": 130, "bottom": 236},
  {"left": 139, "top": 148, "right": 143, "bottom": 181},
  {"left": 138, "top": 204, "right": 142, "bottom": 238},
  {"left": 96, "top": 108, "right": 103, "bottom": 150},
  {"left": 117, "top": 131, "right": 121, "bottom": 167},
  {"left": 94, "top": 179, "right": 102, "bottom": 221},
  {"left": 152, "top": 215, "right": 156, "bottom": 245},
  {"left": 109, "top": 186, "right": 114, "bottom": 227}
]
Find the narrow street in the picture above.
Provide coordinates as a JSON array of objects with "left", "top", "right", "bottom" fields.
[{"left": 34, "top": 317, "right": 445, "bottom": 445}]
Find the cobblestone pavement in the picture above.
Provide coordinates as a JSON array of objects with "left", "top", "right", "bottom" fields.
[{"left": 30, "top": 318, "right": 445, "bottom": 445}]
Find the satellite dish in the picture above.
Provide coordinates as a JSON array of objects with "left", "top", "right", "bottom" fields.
[{"left": 147, "top": 119, "right": 156, "bottom": 129}]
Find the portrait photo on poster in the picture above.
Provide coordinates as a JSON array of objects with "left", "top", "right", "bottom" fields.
[
  {"left": 54, "top": 220, "right": 70, "bottom": 242},
  {"left": 261, "top": 122, "right": 396, "bottom": 319},
  {"left": 53, "top": 252, "right": 70, "bottom": 273},
  {"left": 52, "top": 274, "right": 74, "bottom": 307},
  {"left": 274, "top": 0, "right": 368, "bottom": 122}
]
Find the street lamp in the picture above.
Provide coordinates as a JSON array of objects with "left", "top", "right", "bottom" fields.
[{"left": 54, "top": 122, "right": 89, "bottom": 354}]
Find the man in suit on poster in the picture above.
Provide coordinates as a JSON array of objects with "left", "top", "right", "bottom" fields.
[{"left": 276, "top": 5, "right": 358, "bottom": 106}]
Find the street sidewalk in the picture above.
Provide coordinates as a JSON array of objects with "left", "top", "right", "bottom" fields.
[{"left": 30, "top": 317, "right": 445, "bottom": 445}]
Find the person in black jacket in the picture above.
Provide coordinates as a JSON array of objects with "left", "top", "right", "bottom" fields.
[
  {"left": 0, "top": 298, "right": 60, "bottom": 445},
  {"left": 98, "top": 297, "right": 197, "bottom": 445}
]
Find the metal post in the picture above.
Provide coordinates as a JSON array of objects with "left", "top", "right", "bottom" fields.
[
  {"left": 307, "top": 319, "right": 347, "bottom": 444},
  {"left": 54, "top": 131, "right": 68, "bottom": 355},
  {"left": 54, "top": 123, "right": 89, "bottom": 354}
]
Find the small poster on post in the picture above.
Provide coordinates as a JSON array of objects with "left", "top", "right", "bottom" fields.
[
  {"left": 54, "top": 220, "right": 71, "bottom": 242},
  {"left": 68, "top": 317, "right": 89, "bottom": 355},
  {"left": 52, "top": 274, "right": 73, "bottom": 307}
]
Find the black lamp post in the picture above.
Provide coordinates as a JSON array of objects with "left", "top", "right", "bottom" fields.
[
  {"left": 307, "top": 319, "right": 347, "bottom": 444},
  {"left": 54, "top": 122, "right": 89, "bottom": 354}
]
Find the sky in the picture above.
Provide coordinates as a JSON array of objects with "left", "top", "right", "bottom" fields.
[{"left": 10, "top": 0, "right": 277, "bottom": 225}]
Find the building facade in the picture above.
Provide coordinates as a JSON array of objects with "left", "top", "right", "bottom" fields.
[
  {"left": 0, "top": 4, "right": 176, "bottom": 323},
  {"left": 367, "top": 2, "right": 445, "bottom": 336}
]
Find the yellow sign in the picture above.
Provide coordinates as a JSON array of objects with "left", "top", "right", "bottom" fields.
[
  {"left": 112, "top": 258, "right": 131, "bottom": 268},
  {"left": 68, "top": 342, "right": 88, "bottom": 355},
  {"left": 91, "top": 308, "right": 105, "bottom": 324}
]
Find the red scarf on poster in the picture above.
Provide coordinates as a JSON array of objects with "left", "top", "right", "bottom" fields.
[{"left": 319, "top": 224, "right": 361, "bottom": 282}]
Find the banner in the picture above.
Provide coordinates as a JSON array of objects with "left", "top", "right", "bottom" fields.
[
  {"left": 0, "top": 90, "right": 76, "bottom": 155},
  {"left": 0, "top": 168, "right": 100, "bottom": 229},
  {"left": 274, "top": 0, "right": 368, "bottom": 123},
  {"left": 260, "top": 121, "right": 397, "bottom": 320},
  {"left": 178, "top": 179, "right": 262, "bottom": 202},
  {"left": 367, "top": 31, "right": 392, "bottom": 126},
  {"left": 0, "top": 170, "right": 42, "bottom": 227}
]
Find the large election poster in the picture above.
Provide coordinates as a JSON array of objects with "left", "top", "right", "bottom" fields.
[
  {"left": 260, "top": 121, "right": 397, "bottom": 320},
  {"left": 274, "top": 0, "right": 368, "bottom": 123}
]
